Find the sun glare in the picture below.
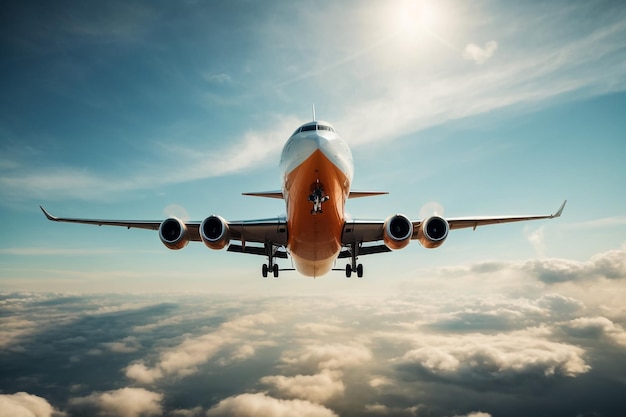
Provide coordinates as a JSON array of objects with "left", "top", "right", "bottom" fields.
[{"left": 393, "top": 0, "right": 441, "bottom": 37}]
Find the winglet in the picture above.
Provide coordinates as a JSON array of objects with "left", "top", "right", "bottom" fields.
[
  {"left": 552, "top": 200, "right": 567, "bottom": 218},
  {"left": 40, "top": 206, "right": 58, "bottom": 221}
]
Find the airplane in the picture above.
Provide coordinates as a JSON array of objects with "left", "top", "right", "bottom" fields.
[{"left": 40, "top": 118, "right": 566, "bottom": 278}]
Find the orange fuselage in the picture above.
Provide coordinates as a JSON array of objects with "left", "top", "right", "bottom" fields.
[{"left": 280, "top": 122, "right": 353, "bottom": 276}]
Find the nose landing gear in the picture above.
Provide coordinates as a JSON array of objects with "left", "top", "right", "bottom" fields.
[{"left": 309, "top": 178, "right": 329, "bottom": 214}]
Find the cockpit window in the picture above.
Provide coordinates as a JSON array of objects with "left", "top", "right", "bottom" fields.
[{"left": 290, "top": 123, "right": 335, "bottom": 137}]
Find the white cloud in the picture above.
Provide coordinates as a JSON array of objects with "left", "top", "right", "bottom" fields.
[
  {"left": 0, "top": 392, "right": 60, "bottom": 417},
  {"left": 124, "top": 363, "right": 164, "bottom": 384},
  {"left": 364, "top": 403, "right": 388, "bottom": 414},
  {"left": 103, "top": 336, "right": 141, "bottom": 353},
  {"left": 396, "top": 330, "right": 590, "bottom": 379},
  {"left": 171, "top": 407, "right": 204, "bottom": 417},
  {"left": 564, "top": 316, "right": 626, "bottom": 347},
  {"left": 524, "top": 225, "right": 546, "bottom": 257},
  {"left": 523, "top": 245, "right": 626, "bottom": 283},
  {"left": 68, "top": 387, "right": 162, "bottom": 417},
  {"left": 0, "top": 317, "right": 37, "bottom": 349},
  {"left": 206, "top": 393, "right": 338, "bottom": 417},
  {"left": 279, "top": 343, "right": 372, "bottom": 372},
  {"left": 463, "top": 41, "right": 498, "bottom": 64},
  {"left": 261, "top": 369, "right": 345, "bottom": 403},
  {"left": 126, "top": 312, "right": 276, "bottom": 383},
  {"left": 368, "top": 376, "right": 392, "bottom": 388}
]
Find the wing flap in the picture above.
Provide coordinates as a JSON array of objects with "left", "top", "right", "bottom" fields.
[
  {"left": 227, "top": 244, "right": 289, "bottom": 258},
  {"left": 338, "top": 244, "right": 391, "bottom": 258},
  {"left": 227, "top": 217, "right": 288, "bottom": 245},
  {"left": 341, "top": 220, "right": 384, "bottom": 244}
]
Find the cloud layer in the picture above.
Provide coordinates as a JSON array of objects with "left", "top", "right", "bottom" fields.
[{"left": 1, "top": 243, "right": 626, "bottom": 416}]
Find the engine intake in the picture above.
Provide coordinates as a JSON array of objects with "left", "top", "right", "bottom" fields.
[
  {"left": 383, "top": 214, "right": 413, "bottom": 250},
  {"left": 159, "top": 218, "right": 189, "bottom": 250},
  {"left": 417, "top": 216, "right": 449, "bottom": 248},
  {"left": 200, "top": 215, "right": 230, "bottom": 250}
]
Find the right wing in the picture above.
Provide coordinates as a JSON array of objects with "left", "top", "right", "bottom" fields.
[
  {"left": 342, "top": 200, "right": 567, "bottom": 248},
  {"left": 444, "top": 200, "right": 567, "bottom": 231}
]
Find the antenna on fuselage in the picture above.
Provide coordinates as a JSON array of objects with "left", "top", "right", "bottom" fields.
[{"left": 312, "top": 104, "right": 316, "bottom": 121}]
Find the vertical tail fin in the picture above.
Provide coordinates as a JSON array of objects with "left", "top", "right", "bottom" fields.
[{"left": 312, "top": 104, "right": 316, "bottom": 121}]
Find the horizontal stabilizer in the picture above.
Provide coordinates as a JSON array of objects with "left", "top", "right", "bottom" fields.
[
  {"left": 348, "top": 191, "right": 388, "bottom": 199},
  {"left": 243, "top": 191, "right": 387, "bottom": 199},
  {"left": 242, "top": 191, "right": 283, "bottom": 199}
]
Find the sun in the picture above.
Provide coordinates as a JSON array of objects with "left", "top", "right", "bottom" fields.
[{"left": 392, "top": 0, "right": 441, "bottom": 37}]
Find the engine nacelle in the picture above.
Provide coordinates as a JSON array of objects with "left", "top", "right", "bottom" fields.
[
  {"left": 417, "top": 215, "right": 449, "bottom": 248},
  {"left": 159, "top": 217, "right": 190, "bottom": 250},
  {"left": 383, "top": 214, "right": 413, "bottom": 250},
  {"left": 200, "top": 215, "right": 230, "bottom": 250}
]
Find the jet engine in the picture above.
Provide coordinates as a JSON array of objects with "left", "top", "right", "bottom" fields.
[
  {"left": 159, "top": 218, "right": 190, "bottom": 250},
  {"left": 383, "top": 214, "right": 413, "bottom": 250},
  {"left": 417, "top": 216, "right": 449, "bottom": 248},
  {"left": 200, "top": 215, "right": 230, "bottom": 250}
]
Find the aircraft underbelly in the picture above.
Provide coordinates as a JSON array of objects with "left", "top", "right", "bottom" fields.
[{"left": 285, "top": 149, "right": 349, "bottom": 277}]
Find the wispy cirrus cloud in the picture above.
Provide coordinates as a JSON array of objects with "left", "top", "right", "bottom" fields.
[
  {"left": 463, "top": 41, "right": 498, "bottom": 64},
  {"left": 2, "top": 3, "right": 625, "bottom": 205},
  {"left": 0, "top": 114, "right": 301, "bottom": 204}
]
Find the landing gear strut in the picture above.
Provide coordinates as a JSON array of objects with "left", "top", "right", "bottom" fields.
[
  {"left": 345, "top": 242, "right": 364, "bottom": 278},
  {"left": 262, "top": 243, "right": 279, "bottom": 278}
]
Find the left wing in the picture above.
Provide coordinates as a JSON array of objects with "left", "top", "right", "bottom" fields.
[
  {"left": 40, "top": 206, "right": 287, "bottom": 246},
  {"left": 342, "top": 200, "right": 567, "bottom": 247}
]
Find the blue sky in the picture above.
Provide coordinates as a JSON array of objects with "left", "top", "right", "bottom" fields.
[
  {"left": 0, "top": 1, "right": 626, "bottom": 288},
  {"left": 2, "top": 0, "right": 625, "bottom": 291},
  {"left": 2, "top": 1, "right": 626, "bottom": 416}
]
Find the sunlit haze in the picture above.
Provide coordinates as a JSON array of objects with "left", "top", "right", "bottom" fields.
[{"left": 1, "top": 0, "right": 626, "bottom": 416}]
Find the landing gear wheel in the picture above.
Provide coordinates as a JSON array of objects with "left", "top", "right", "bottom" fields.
[
  {"left": 262, "top": 264, "right": 268, "bottom": 278},
  {"left": 357, "top": 264, "right": 364, "bottom": 278},
  {"left": 345, "top": 264, "right": 352, "bottom": 278},
  {"left": 273, "top": 264, "right": 279, "bottom": 278}
]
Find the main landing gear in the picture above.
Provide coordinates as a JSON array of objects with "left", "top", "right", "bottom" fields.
[
  {"left": 345, "top": 242, "right": 364, "bottom": 278},
  {"left": 262, "top": 242, "right": 279, "bottom": 278},
  {"left": 262, "top": 263, "right": 279, "bottom": 278},
  {"left": 345, "top": 263, "right": 363, "bottom": 278}
]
